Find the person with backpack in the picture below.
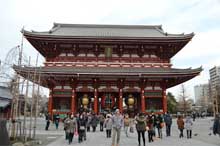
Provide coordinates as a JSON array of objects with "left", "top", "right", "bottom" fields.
[{"left": 135, "top": 113, "right": 146, "bottom": 146}]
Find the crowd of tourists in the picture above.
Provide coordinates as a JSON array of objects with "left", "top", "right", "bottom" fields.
[{"left": 44, "top": 110, "right": 220, "bottom": 146}]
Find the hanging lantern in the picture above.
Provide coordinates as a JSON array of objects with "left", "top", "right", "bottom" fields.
[
  {"left": 82, "top": 94, "right": 89, "bottom": 108},
  {"left": 101, "top": 94, "right": 115, "bottom": 109},
  {"left": 127, "top": 94, "right": 134, "bottom": 108}
]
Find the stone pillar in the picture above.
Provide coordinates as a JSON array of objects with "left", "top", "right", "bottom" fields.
[
  {"left": 141, "top": 88, "right": 146, "bottom": 113},
  {"left": 94, "top": 88, "right": 98, "bottom": 114},
  {"left": 162, "top": 88, "right": 167, "bottom": 113},
  {"left": 48, "top": 89, "right": 53, "bottom": 115},
  {"left": 119, "top": 88, "right": 123, "bottom": 113},
  {"left": 71, "top": 88, "right": 76, "bottom": 114}
]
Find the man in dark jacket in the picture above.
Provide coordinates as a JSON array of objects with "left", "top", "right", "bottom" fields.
[
  {"left": 45, "top": 113, "right": 50, "bottom": 130},
  {"left": 91, "top": 113, "right": 99, "bottom": 132},
  {"left": 164, "top": 112, "right": 172, "bottom": 136},
  {"left": 77, "top": 114, "right": 87, "bottom": 143},
  {"left": 213, "top": 114, "right": 220, "bottom": 136}
]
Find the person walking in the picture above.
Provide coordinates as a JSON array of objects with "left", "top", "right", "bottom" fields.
[
  {"left": 77, "top": 113, "right": 87, "bottom": 143},
  {"left": 147, "top": 114, "right": 154, "bottom": 143},
  {"left": 177, "top": 115, "right": 184, "bottom": 138},
  {"left": 91, "top": 113, "right": 99, "bottom": 132},
  {"left": 155, "top": 114, "right": 163, "bottom": 139},
  {"left": 213, "top": 114, "right": 220, "bottom": 136},
  {"left": 185, "top": 115, "right": 193, "bottom": 139},
  {"left": 86, "top": 113, "right": 92, "bottom": 132},
  {"left": 99, "top": 113, "right": 105, "bottom": 132},
  {"left": 45, "top": 113, "right": 50, "bottom": 131},
  {"left": 151, "top": 113, "right": 157, "bottom": 137},
  {"left": 124, "top": 114, "right": 130, "bottom": 137},
  {"left": 164, "top": 112, "right": 172, "bottom": 136},
  {"left": 111, "top": 109, "right": 123, "bottom": 146},
  {"left": 104, "top": 114, "right": 113, "bottom": 138},
  {"left": 192, "top": 112, "right": 196, "bottom": 122},
  {"left": 54, "top": 114, "right": 60, "bottom": 130},
  {"left": 82, "top": 112, "right": 88, "bottom": 140},
  {"left": 64, "top": 114, "right": 71, "bottom": 140},
  {"left": 135, "top": 113, "right": 146, "bottom": 146},
  {"left": 66, "top": 114, "right": 77, "bottom": 144}
]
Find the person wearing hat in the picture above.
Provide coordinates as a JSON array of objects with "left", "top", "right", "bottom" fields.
[
  {"left": 111, "top": 109, "right": 123, "bottom": 146},
  {"left": 135, "top": 112, "right": 146, "bottom": 146}
]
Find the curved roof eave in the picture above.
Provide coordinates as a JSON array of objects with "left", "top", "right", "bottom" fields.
[
  {"left": 22, "top": 30, "right": 194, "bottom": 41},
  {"left": 13, "top": 65, "right": 202, "bottom": 76}
]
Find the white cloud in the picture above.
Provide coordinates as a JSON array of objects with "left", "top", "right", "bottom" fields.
[
  {"left": 1, "top": 0, "right": 220, "bottom": 98},
  {"left": 173, "top": 30, "right": 220, "bottom": 60}
]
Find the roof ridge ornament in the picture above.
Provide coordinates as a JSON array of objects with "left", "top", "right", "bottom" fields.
[{"left": 49, "top": 23, "right": 61, "bottom": 34}]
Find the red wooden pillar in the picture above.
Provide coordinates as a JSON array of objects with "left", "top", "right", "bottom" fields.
[
  {"left": 71, "top": 88, "right": 76, "bottom": 114},
  {"left": 162, "top": 88, "right": 167, "bottom": 113},
  {"left": 48, "top": 88, "right": 53, "bottom": 115},
  {"left": 94, "top": 88, "right": 98, "bottom": 114},
  {"left": 119, "top": 88, "right": 123, "bottom": 113},
  {"left": 141, "top": 88, "right": 146, "bottom": 113}
]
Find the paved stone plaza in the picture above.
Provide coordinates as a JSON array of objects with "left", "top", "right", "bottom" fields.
[{"left": 28, "top": 117, "right": 220, "bottom": 146}]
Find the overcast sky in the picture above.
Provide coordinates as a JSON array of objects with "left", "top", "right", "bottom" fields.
[{"left": 0, "top": 0, "right": 220, "bottom": 100}]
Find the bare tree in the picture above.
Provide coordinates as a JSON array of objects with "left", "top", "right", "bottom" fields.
[{"left": 178, "top": 84, "right": 190, "bottom": 115}]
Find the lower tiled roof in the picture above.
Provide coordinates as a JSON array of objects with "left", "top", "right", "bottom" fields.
[{"left": 13, "top": 66, "right": 202, "bottom": 76}]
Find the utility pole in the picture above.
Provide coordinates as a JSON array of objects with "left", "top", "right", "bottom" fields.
[
  {"left": 10, "top": 45, "right": 22, "bottom": 139},
  {"left": 29, "top": 53, "right": 38, "bottom": 139},
  {"left": 23, "top": 57, "right": 31, "bottom": 142},
  {"left": 33, "top": 65, "right": 41, "bottom": 139}
]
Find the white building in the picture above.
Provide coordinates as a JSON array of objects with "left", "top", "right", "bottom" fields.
[
  {"left": 209, "top": 66, "right": 220, "bottom": 115},
  {"left": 209, "top": 66, "right": 220, "bottom": 92},
  {"left": 194, "top": 84, "right": 209, "bottom": 106}
]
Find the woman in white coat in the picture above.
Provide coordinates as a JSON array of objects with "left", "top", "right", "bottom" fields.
[{"left": 185, "top": 115, "right": 193, "bottom": 139}]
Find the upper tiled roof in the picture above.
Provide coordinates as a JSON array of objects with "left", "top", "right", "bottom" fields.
[{"left": 23, "top": 23, "right": 194, "bottom": 39}]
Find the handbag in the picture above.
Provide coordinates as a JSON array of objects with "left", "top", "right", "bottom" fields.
[
  {"left": 160, "top": 122, "right": 165, "bottom": 128},
  {"left": 80, "top": 126, "right": 85, "bottom": 130}
]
